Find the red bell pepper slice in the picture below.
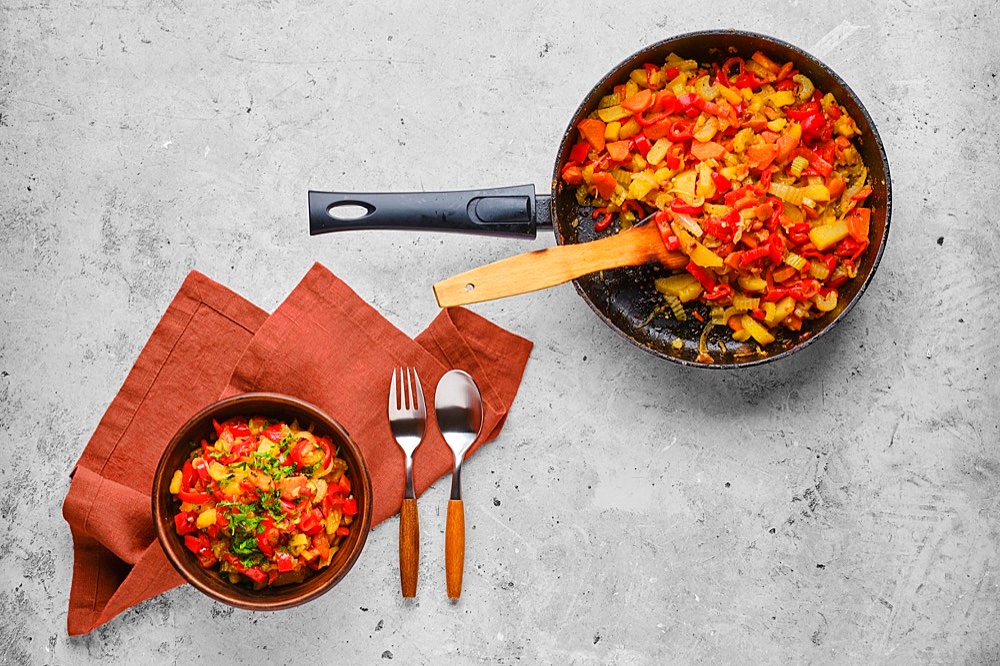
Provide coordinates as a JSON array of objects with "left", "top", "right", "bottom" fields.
[
  {"left": 243, "top": 566, "right": 267, "bottom": 584},
  {"left": 213, "top": 419, "right": 251, "bottom": 439},
  {"left": 768, "top": 234, "right": 785, "bottom": 265},
  {"left": 299, "top": 508, "right": 325, "bottom": 536},
  {"left": 341, "top": 497, "right": 358, "bottom": 517},
  {"left": 652, "top": 90, "right": 677, "bottom": 113},
  {"left": 676, "top": 92, "right": 699, "bottom": 110},
  {"left": 785, "top": 101, "right": 820, "bottom": 120},
  {"left": 665, "top": 142, "right": 686, "bottom": 170},
  {"left": 800, "top": 111, "right": 827, "bottom": 137},
  {"left": 702, "top": 215, "right": 736, "bottom": 243},
  {"left": 183, "top": 534, "right": 203, "bottom": 554},
  {"left": 191, "top": 457, "right": 210, "bottom": 482},
  {"left": 703, "top": 283, "right": 733, "bottom": 302},
  {"left": 732, "top": 72, "right": 766, "bottom": 90},
  {"left": 685, "top": 262, "right": 716, "bottom": 291},
  {"left": 177, "top": 490, "right": 211, "bottom": 505},
  {"left": 670, "top": 198, "right": 703, "bottom": 215},
  {"left": 184, "top": 534, "right": 217, "bottom": 568},
  {"left": 666, "top": 120, "right": 694, "bottom": 142},
  {"left": 787, "top": 222, "right": 811, "bottom": 246},
  {"left": 263, "top": 423, "right": 285, "bottom": 442},
  {"left": 257, "top": 520, "right": 279, "bottom": 557},
  {"left": 181, "top": 460, "right": 195, "bottom": 491},
  {"left": 763, "top": 288, "right": 789, "bottom": 302},
  {"left": 568, "top": 142, "right": 590, "bottom": 163},
  {"left": 630, "top": 134, "right": 652, "bottom": 158},
  {"left": 592, "top": 207, "right": 613, "bottom": 233},
  {"left": 275, "top": 551, "right": 295, "bottom": 573},
  {"left": 636, "top": 111, "right": 671, "bottom": 128},
  {"left": 174, "top": 512, "right": 196, "bottom": 536},
  {"left": 787, "top": 279, "right": 820, "bottom": 300},
  {"left": 739, "top": 245, "right": 770, "bottom": 267},
  {"left": 710, "top": 171, "right": 731, "bottom": 193},
  {"left": 654, "top": 210, "right": 674, "bottom": 247}
]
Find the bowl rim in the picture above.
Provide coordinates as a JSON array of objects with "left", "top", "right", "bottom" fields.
[{"left": 151, "top": 391, "right": 373, "bottom": 611}]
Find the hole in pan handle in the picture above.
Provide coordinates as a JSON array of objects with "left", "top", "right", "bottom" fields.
[{"left": 307, "top": 186, "right": 552, "bottom": 239}]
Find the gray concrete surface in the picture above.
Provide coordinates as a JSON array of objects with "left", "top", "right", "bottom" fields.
[{"left": 2, "top": 1, "right": 999, "bottom": 664}]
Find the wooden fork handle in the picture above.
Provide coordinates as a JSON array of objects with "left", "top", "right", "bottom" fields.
[
  {"left": 445, "top": 499, "right": 465, "bottom": 600},
  {"left": 399, "top": 498, "right": 419, "bottom": 598}
]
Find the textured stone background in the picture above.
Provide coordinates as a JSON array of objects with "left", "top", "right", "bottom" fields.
[{"left": 2, "top": 1, "right": 999, "bottom": 664}]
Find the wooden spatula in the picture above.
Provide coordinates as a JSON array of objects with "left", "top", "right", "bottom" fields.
[{"left": 433, "top": 219, "right": 688, "bottom": 308}]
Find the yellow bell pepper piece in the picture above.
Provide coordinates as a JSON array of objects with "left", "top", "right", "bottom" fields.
[
  {"left": 604, "top": 121, "right": 621, "bottom": 142},
  {"left": 671, "top": 169, "right": 697, "bottom": 199},
  {"left": 672, "top": 224, "right": 724, "bottom": 268},
  {"left": 208, "top": 461, "right": 228, "bottom": 481},
  {"left": 655, "top": 274, "right": 703, "bottom": 303},
  {"left": 718, "top": 84, "right": 743, "bottom": 106},
  {"left": 768, "top": 90, "right": 796, "bottom": 108},
  {"left": 741, "top": 315, "right": 775, "bottom": 346},
  {"left": 169, "top": 470, "right": 182, "bottom": 494},
  {"left": 196, "top": 508, "right": 217, "bottom": 529},
  {"left": 597, "top": 105, "right": 632, "bottom": 123},
  {"left": 737, "top": 275, "right": 768, "bottom": 292},
  {"left": 808, "top": 218, "right": 850, "bottom": 251}
]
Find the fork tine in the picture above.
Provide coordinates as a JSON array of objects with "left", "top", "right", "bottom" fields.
[
  {"left": 410, "top": 368, "right": 424, "bottom": 413},
  {"left": 389, "top": 366, "right": 399, "bottom": 411},
  {"left": 403, "top": 368, "right": 413, "bottom": 410}
]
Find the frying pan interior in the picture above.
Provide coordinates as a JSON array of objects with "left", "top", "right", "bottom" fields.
[{"left": 552, "top": 30, "right": 891, "bottom": 368}]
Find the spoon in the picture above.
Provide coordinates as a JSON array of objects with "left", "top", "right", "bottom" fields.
[{"left": 434, "top": 369, "right": 484, "bottom": 600}]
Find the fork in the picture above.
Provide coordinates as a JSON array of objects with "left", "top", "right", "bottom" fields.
[{"left": 388, "top": 367, "right": 426, "bottom": 598}]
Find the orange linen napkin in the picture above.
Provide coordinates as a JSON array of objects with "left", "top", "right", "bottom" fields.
[{"left": 62, "top": 263, "right": 532, "bottom": 636}]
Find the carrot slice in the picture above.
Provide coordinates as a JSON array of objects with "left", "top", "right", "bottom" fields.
[
  {"left": 621, "top": 88, "right": 653, "bottom": 113},
  {"left": 746, "top": 143, "right": 779, "bottom": 170},
  {"left": 577, "top": 118, "right": 606, "bottom": 152},
  {"left": 846, "top": 207, "right": 871, "bottom": 242},
  {"left": 591, "top": 172, "right": 617, "bottom": 199},
  {"left": 689, "top": 141, "right": 725, "bottom": 161},
  {"left": 606, "top": 140, "right": 631, "bottom": 162},
  {"left": 775, "top": 133, "right": 799, "bottom": 162}
]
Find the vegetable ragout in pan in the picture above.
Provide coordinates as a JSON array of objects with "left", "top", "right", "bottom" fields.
[{"left": 560, "top": 50, "right": 872, "bottom": 362}]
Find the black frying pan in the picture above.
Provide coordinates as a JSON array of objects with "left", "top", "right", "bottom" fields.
[{"left": 309, "top": 30, "right": 891, "bottom": 368}]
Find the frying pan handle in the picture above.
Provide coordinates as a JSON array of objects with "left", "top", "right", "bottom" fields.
[{"left": 308, "top": 186, "right": 551, "bottom": 239}]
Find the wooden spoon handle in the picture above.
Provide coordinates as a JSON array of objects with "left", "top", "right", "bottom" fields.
[
  {"left": 445, "top": 499, "right": 464, "bottom": 599},
  {"left": 399, "top": 498, "right": 419, "bottom": 598},
  {"left": 433, "top": 223, "right": 686, "bottom": 308}
]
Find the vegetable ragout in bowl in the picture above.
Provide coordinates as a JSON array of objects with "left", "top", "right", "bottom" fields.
[
  {"left": 152, "top": 393, "right": 372, "bottom": 611},
  {"left": 553, "top": 31, "right": 890, "bottom": 366}
]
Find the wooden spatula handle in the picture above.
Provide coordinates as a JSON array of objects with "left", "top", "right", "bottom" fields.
[
  {"left": 433, "top": 223, "right": 686, "bottom": 308},
  {"left": 445, "top": 499, "right": 465, "bottom": 599},
  {"left": 399, "top": 498, "right": 419, "bottom": 598}
]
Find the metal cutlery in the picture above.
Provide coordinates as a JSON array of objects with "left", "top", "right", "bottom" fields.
[
  {"left": 434, "top": 369, "right": 484, "bottom": 600},
  {"left": 388, "top": 366, "right": 426, "bottom": 598}
]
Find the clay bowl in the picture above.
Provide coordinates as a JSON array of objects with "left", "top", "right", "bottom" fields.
[{"left": 151, "top": 393, "right": 373, "bottom": 611}]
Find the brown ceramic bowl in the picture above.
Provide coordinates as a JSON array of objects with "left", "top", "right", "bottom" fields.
[{"left": 151, "top": 392, "right": 373, "bottom": 611}]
